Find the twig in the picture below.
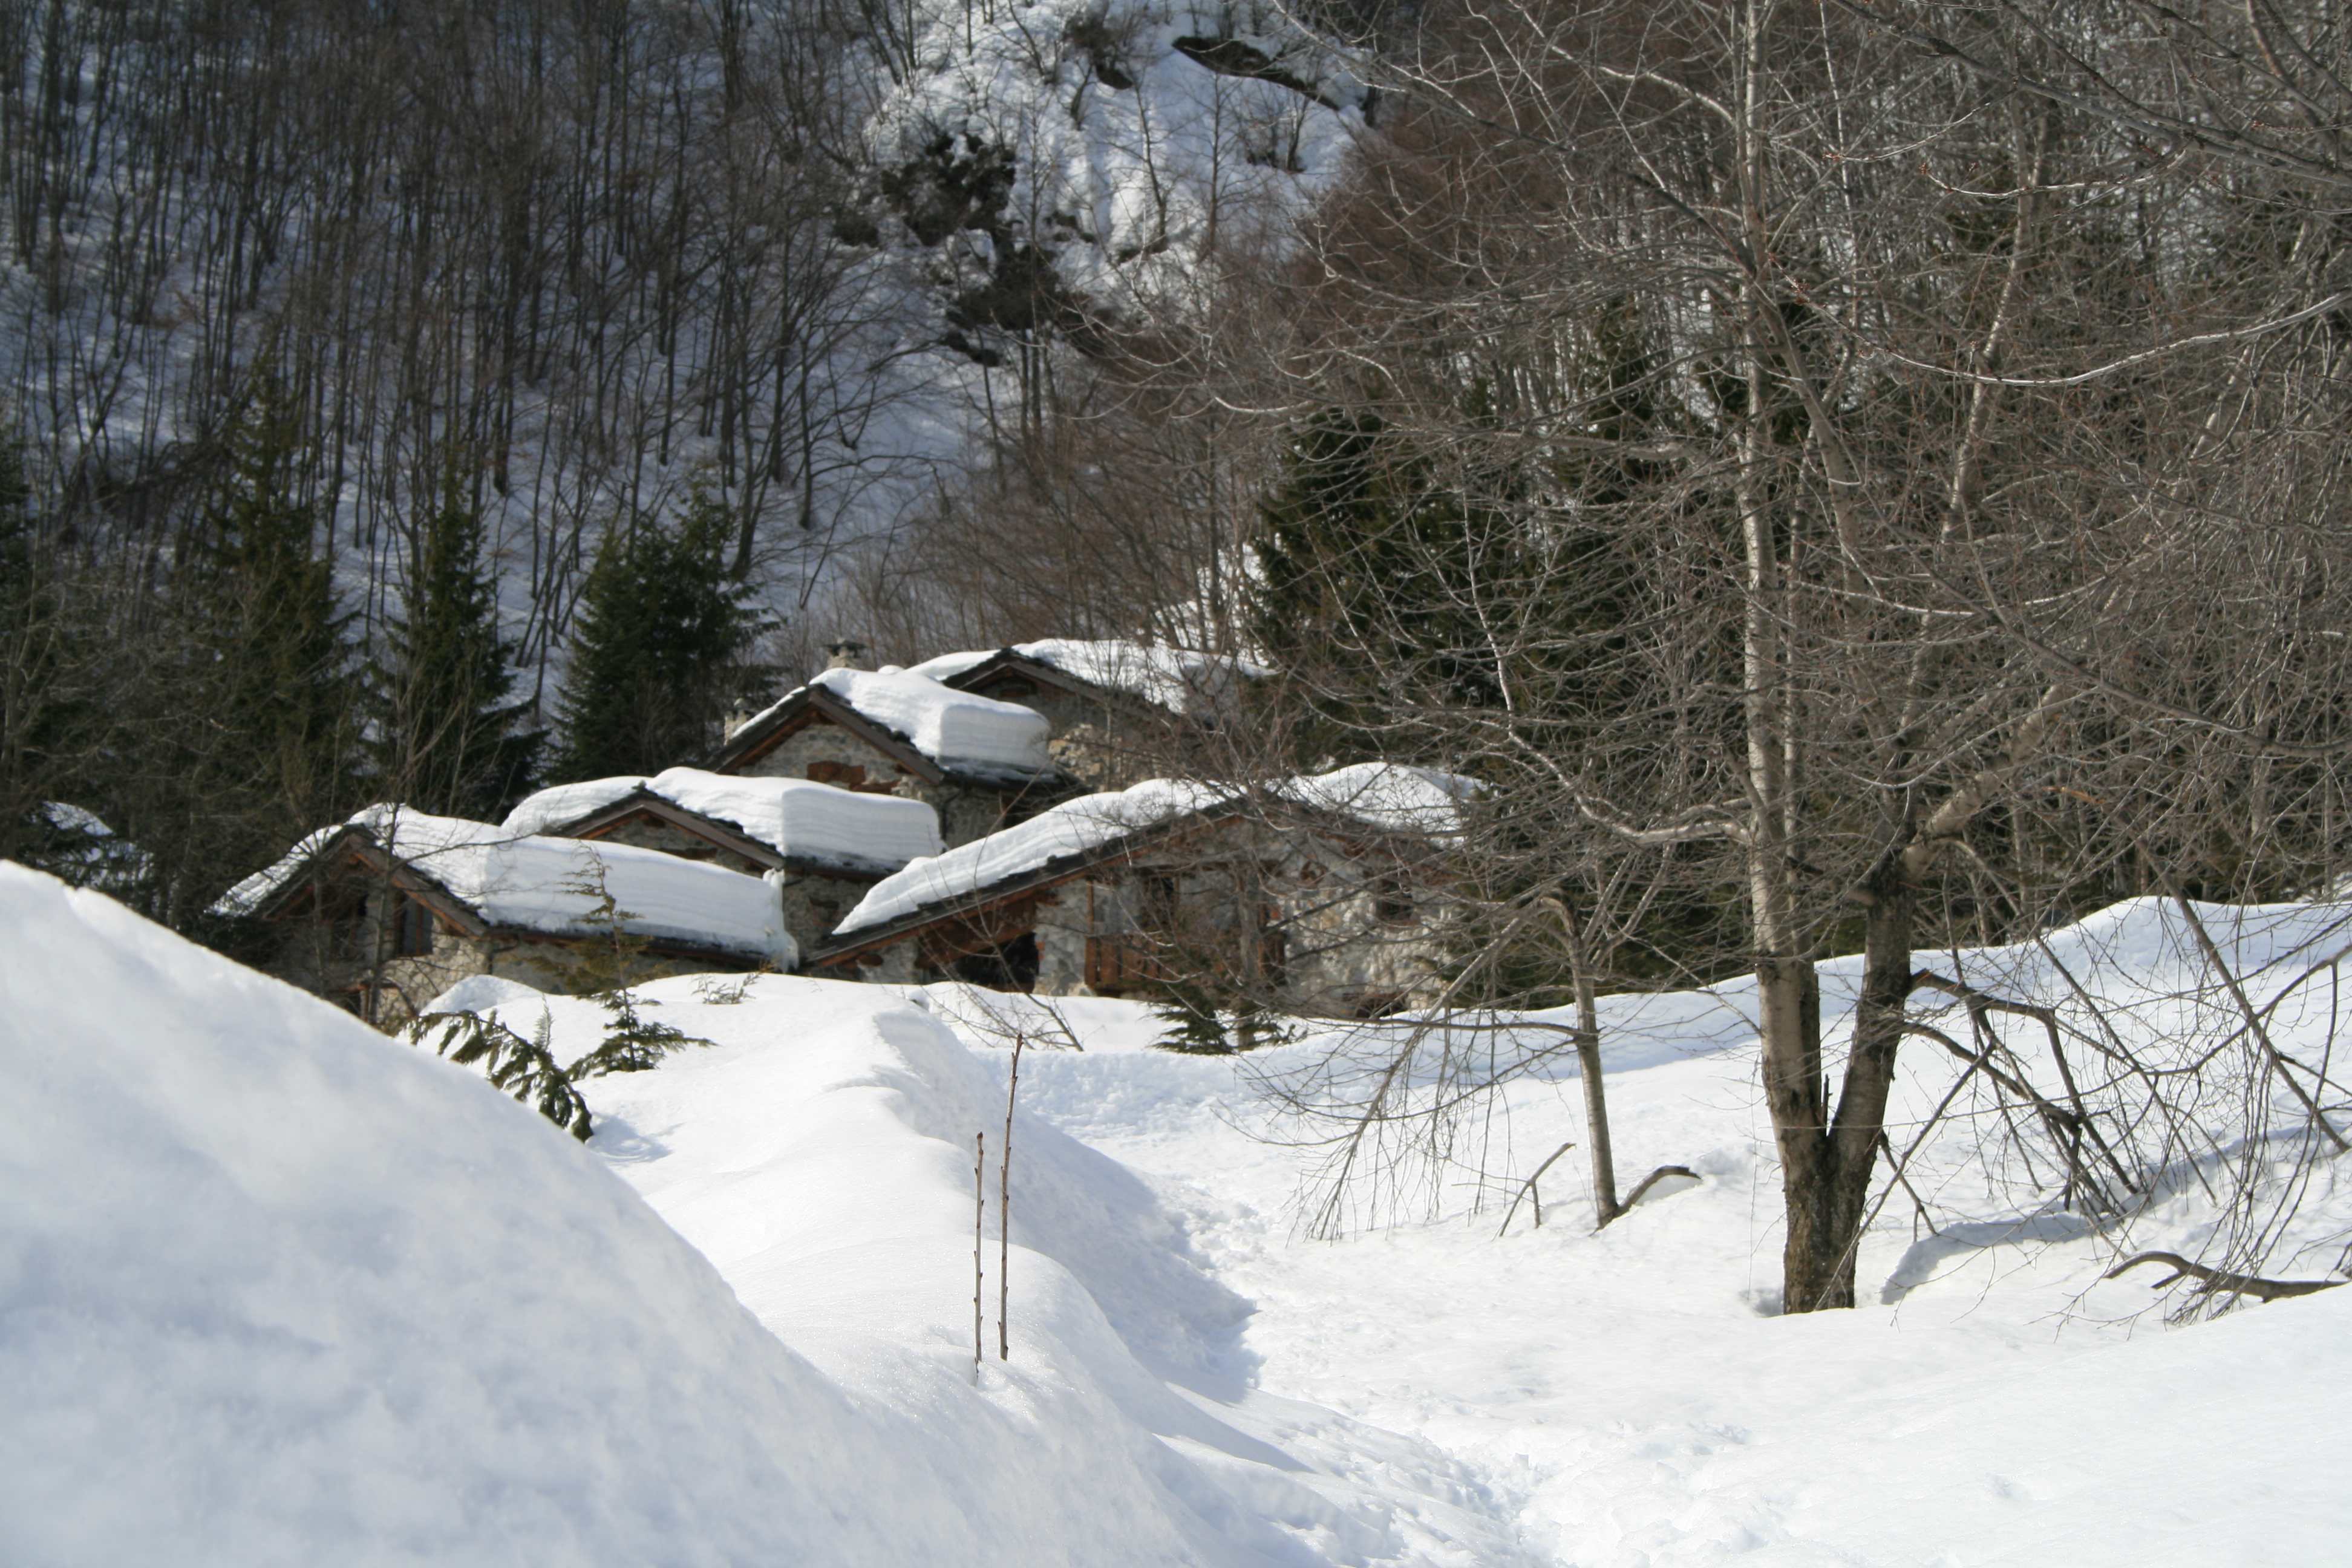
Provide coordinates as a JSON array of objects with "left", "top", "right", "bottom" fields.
[
  {"left": 2167, "top": 894, "right": 2351, "bottom": 1155},
  {"left": 1496, "top": 1140, "right": 1575, "bottom": 1237}
]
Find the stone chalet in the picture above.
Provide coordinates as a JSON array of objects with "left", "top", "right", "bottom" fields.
[
  {"left": 903, "top": 640, "right": 1266, "bottom": 791},
  {"left": 215, "top": 805, "right": 797, "bottom": 1028},
  {"left": 805, "top": 765, "right": 1475, "bottom": 1018},
  {"left": 498, "top": 766, "right": 942, "bottom": 957},
  {"left": 707, "top": 665, "right": 1076, "bottom": 848}
]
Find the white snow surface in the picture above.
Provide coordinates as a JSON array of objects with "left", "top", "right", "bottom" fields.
[
  {"left": 736, "top": 667, "right": 1054, "bottom": 777},
  {"left": 503, "top": 766, "right": 944, "bottom": 871},
  {"left": 1282, "top": 762, "right": 1478, "bottom": 840},
  {"left": 835, "top": 777, "right": 1230, "bottom": 936},
  {"left": 15, "top": 861, "right": 2352, "bottom": 1563},
  {"left": 214, "top": 804, "right": 797, "bottom": 965},
  {"left": 520, "top": 893, "right": 2352, "bottom": 1564},
  {"left": 834, "top": 763, "right": 1478, "bottom": 937},
  {"left": 907, "top": 639, "right": 1270, "bottom": 717},
  {"left": 0, "top": 866, "right": 933, "bottom": 1566}
]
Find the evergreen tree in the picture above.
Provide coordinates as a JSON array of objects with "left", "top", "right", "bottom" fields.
[
  {"left": 553, "top": 480, "right": 761, "bottom": 780},
  {"left": 369, "top": 460, "right": 541, "bottom": 820},
  {"left": 1249, "top": 408, "right": 1509, "bottom": 763},
  {"left": 174, "top": 367, "right": 364, "bottom": 907},
  {"left": 0, "top": 430, "right": 68, "bottom": 861},
  {"left": 1150, "top": 980, "right": 1236, "bottom": 1054}
]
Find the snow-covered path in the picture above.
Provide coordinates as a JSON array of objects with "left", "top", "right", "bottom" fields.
[{"left": 989, "top": 979, "right": 2352, "bottom": 1567}]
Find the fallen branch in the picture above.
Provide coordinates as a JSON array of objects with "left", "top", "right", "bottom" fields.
[
  {"left": 1619, "top": 1164, "right": 1700, "bottom": 1210},
  {"left": 2104, "top": 1250, "right": 2345, "bottom": 1304}
]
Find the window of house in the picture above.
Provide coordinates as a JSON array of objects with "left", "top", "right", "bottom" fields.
[
  {"left": 1137, "top": 874, "right": 1180, "bottom": 929},
  {"left": 392, "top": 893, "right": 437, "bottom": 957},
  {"left": 1371, "top": 874, "right": 1414, "bottom": 926}
]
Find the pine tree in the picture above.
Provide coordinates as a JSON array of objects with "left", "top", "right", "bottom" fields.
[
  {"left": 552, "top": 480, "right": 761, "bottom": 780},
  {"left": 176, "top": 367, "right": 364, "bottom": 904},
  {"left": 369, "top": 460, "right": 541, "bottom": 819},
  {"left": 1150, "top": 981, "right": 1236, "bottom": 1054},
  {"left": 1248, "top": 407, "right": 1510, "bottom": 762}
]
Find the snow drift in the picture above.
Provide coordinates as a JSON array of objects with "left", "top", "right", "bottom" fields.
[
  {"left": 1, "top": 864, "right": 1507, "bottom": 1565},
  {"left": 0, "top": 864, "right": 923, "bottom": 1565}
]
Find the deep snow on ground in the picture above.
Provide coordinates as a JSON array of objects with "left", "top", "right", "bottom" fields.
[
  {"left": 920, "top": 900, "right": 2352, "bottom": 1565},
  {"left": 9, "top": 863, "right": 2349, "bottom": 1564}
]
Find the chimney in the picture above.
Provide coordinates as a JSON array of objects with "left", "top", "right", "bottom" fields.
[{"left": 825, "top": 638, "right": 870, "bottom": 671}]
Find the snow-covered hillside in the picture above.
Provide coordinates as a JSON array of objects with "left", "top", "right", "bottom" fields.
[
  {"left": 7, "top": 0, "right": 1361, "bottom": 644},
  {"left": 8, "top": 860, "right": 2347, "bottom": 1563}
]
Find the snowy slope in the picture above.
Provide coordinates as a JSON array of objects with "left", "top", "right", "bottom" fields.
[
  {"left": 0, "top": 861, "right": 1524, "bottom": 1566},
  {"left": 472, "top": 976, "right": 1535, "bottom": 1565},
  {"left": 18, "top": 855, "right": 2345, "bottom": 1564}
]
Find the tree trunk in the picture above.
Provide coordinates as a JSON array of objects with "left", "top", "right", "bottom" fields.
[{"left": 1779, "top": 853, "right": 1917, "bottom": 1313}]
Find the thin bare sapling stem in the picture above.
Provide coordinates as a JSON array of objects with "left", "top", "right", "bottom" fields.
[
  {"left": 973, "top": 1130, "right": 985, "bottom": 1385},
  {"left": 999, "top": 1031, "right": 1025, "bottom": 1361}
]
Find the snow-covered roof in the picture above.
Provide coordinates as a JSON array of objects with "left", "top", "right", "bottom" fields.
[
  {"left": 1282, "top": 763, "right": 1479, "bottom": 842},
  {"left": 215, "top": 805, "right": 797, "bottom": 966},
  {"left": 904, "top": 639, "right": 1269, "bottom": 718},
  {"left": 24, "top": 802, "right": 152, "bottom": 893},
  {"left": 726, "top": 668, "right": 1054, "bottom": 780},
  {"left": 503, "top": 766, "right": 943, "bottom": 873},
  {"left": 833, "top": 779, "right": 1232, "bottom": 938},
  {"left": 828, "top": 763, "right": 1472, "bottom": 940}
]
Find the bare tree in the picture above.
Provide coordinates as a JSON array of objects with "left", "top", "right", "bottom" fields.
[{"left": 1190, "top": 0, "right": 2352, "bottom": 1309}]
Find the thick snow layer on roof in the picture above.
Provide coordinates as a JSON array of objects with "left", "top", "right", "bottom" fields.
[
  {"left": 216, "top": 805, "right": 796, "bottom": 965},
  {"left": 506, "top": 767, "right": 942, "bottom": 872},
  {"left": 811, "top": 667, "right": 1051, "bottom": 775},
  {"left": 0, "top": 866, "right": 946, "bottom": 1563},
  {"left": 832, "top": 762, "right": 1472, "bottom": 938},
  {"left": 835, "top": 777, "right": 1227, "bottom": 936},
  {"left": 499, "top": 776, "right": 650, "bottom": 837},
  {"left": 907, "top": 639, "right": 1268, "bottom": 717},
  {"left": 1285, "top": 762, "right": 1480, "bottom": 840},
  {"left": 731, "top": 668, "right": 1052, "bottom": 777}
]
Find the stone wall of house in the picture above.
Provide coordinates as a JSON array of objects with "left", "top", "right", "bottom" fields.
[
  {"left": 733, "top": 723, "right": 1034, "bottom": 849},
  {"left": 258, "top": 885, "right": 762, "bottom": 1034},
  {"left": 777, "top": 866, "right": 880, "bottom": 952},
  {"left": 962, "top": 677, "right": 1171, "bottom": 791},
  {"left": 737, "top": 725, "right": 927, "bottom": 799},
  {"left": 1272, "top": 834, "right": 1451, "bottom": 1016},
  {"left": 815, "top": 823, "right": 1451, "bottom": 1015},
  {"left": 573, "top": 813, "right": 768, "bottom": 876}
]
